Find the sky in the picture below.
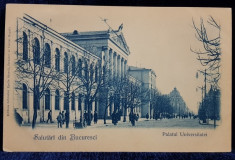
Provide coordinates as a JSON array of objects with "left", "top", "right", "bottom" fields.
[{"left": 12, "top": 5, "right": 227, "bottom": 113}]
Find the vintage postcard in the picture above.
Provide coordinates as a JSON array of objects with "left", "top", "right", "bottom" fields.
[{"left": 3, "top": 4, "right": 231, "bottom": 152}]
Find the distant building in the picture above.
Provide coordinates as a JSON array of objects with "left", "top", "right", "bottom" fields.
[
  {"left": 128, "top": 66, "right": 157, "bottom": 118},
  {"left": 168, "top": 87, "right": 188, "bottom": 117}
]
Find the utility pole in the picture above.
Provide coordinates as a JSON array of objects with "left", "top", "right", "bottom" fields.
[{"left": 197, "top": 69, "right": 209, "bottom": 124}]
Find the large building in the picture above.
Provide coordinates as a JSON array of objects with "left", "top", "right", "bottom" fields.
[
  {"left": 61, "top": 26, "right": 131, "bottom": 118},
  {"left": 128, "top": 66, "right": 157, "bottom": 118},
  {"left": 14, "top": 14, "right": 157, "bottom": 125},
  {"left": 168, "top": 87, "right": 189, "bottom": 117},
  {"left": 61, "top": 25, "right": 129, "bottom": 79},
  {"left": 14, "top": 14, "right": 100, "bottom": 124}
]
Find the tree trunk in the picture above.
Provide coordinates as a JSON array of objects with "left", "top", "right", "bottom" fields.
[
  {"left": 32, "top": 91, "right": 39, "bottom": 129},
  {"left": 65, "top": 91, "right": 70, "bottom": 128},
  {"left": 123, "top": 105, "right": 127, "bottom": 122},
  {"left": 87, "top": 102, "right": 92, "bottom": 126},
  {"left": 103, "top": 105, "right": 108, "bottom": 124}
]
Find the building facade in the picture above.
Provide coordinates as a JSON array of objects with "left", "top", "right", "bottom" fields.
[
  {"left": 14, "top": 14, "right": 100, "bottom": 124},
  {"left": 168, "top": 87, "right": 189, "bottom": 117},
  {"left": 14, "top": 14, "right": 158, "bottom": 125},
  {"left": 61, "top": 26, "right": 131, "bottom": 118},
  {"left": 128, "top": 66, "right": 157, "bottom": 118}
]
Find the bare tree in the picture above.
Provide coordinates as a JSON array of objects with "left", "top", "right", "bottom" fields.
[
  {"left": 76, "top": 57, "right": 105, "bottom": 126},
  {"left": 15, "top": 32, "right": 59, "bottom": 129},
  {"left": 191, "top": 16, "right": 221, "bottom": 88},
  {"left": 191, "top": 16, "right": 221, "bottom": 126}
]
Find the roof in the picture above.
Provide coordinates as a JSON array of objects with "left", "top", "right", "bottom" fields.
[
  {"left": 128, "top": 66, "right": 157, "bottom": 77},
  {"left": 61, "top": 28, "right": 130, "bottom": 55},
  {"left": 22, "top": 14, "right": 100, "bottom": 60}
]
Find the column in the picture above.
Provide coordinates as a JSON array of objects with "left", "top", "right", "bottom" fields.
[
  {"left": 51, "top": 91, "right": 55, "bottom": 121},
  {"left": 109, "top": 49, "right": 113, "bottom": 78},
  {"left": 124, "top": 60, "right": 127, "bottom": 75},
  {"left": 81, "top": 96, "right": 85, "bottom": 123},
  {"left": 117, "top": 55, "right": 121, "bottom": 77},
  {"left": 121, "top": 58, "right": 124, "bottom": 78},
  {"left": 113, "top": 52, "right": 117, "bottom": 77},
  {"left": 104, "top": 47, "right": 109, "bottom": 70}
]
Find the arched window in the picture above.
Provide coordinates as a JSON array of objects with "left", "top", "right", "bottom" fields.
[
  {"left": 95, "top": 65, "right": 98, "bottom": 82},
  {"left": 44, "top": 43, "right": 51, "bottom": 67},
  {"left": 78, "top": 59, "right": 82, "bottom": 77},
  {"left": 33, "top": 38, "right": 40, "bottom": 64},
  {"left": 71, "top": 92, "right": 75, "bottom": 110},
  {"left": 55, "top": 89, "right": 60, "bottom": 110},
  {"left": 22, "top": 83, "right": 28, "bottom": 109},
  {"left": 71, "top": 55, "right": 75, "bottom": 76},
  {"left": 23, "top": 32, "right": 28, "bottom": 61},
  {"left": 64, "top": 91, "right": 68, "bottom": 110},
  {"left": 78, "top": 94, "right": 82, "bottom": 110},
  {"left": 34, "top": 85, "right": 40, "bottom": 110},
  {"left": 84, "top": 60, "right": 88, "bottom": 79},
  {"left": 45, "top": 88, "right": 50, "bottom": 110},
  {"left": 64, "top": 52, "right": 68, "bottom": 73},
  {"left": 55, "top": 48, "right": 60, "bottom": 71}
]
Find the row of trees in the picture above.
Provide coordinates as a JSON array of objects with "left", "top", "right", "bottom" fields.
[
  {"left": 16, "top": 30, "right": 148, "bottom": 128},
  {"left": 191, "top": 16, "right": 221, "bottom": 125},
  {"left": 151, "top": 91, "right": 174, "bottom": 120}
]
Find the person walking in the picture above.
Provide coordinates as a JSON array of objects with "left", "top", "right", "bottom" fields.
[
  {"left": 61, "top": 111, "right": 65, "bottom": 125},
  {"left": 146, "top": 113, "right": 149, "bottom": 120},
  {"left": 56, "top": 112, "right": 62, "bottom": 128},
  {"left": 47, "top": 110, "right": 52, "bottom": 123},
  {"left": 94, "top": 111, "right": 98, "bottom": 124}
]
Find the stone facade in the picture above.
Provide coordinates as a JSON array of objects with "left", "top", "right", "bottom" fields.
[
  {"left": 14, "top": 14, "right": 100, "bottom": 124},
  {"left": 61, "top": 28, "right": 130, "bottom": 118},
  {"left": 128, "top": 66, "right": 157, "bottom": 118},
  {"left": 168, "top": 87, "right": 189, "bottom": 117}
]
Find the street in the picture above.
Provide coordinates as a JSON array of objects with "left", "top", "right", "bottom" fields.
[{"left": 22, "top": 118, "right": 216, "bottom": 129}]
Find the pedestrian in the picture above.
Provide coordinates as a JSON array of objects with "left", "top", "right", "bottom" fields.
[
  {"left": 56, "top": 112, "right": 62, "bottom": 128},
  {"left": 65, "top": 111, "right": 69, "bottom": 128},
  {"left": 47, "top": 110, "right": 52, "bottom": 123},
  {"left": 61, "top": 111, "right": 65, "bottom": 125},
  {"left": 94, "top": 111, "right": 98, "bottom": 124},
  {"left": 146, "top": 113, "right": 149, "bottom": 120},
  {"left": 91, "top": 112, "right": 93, "bottom": 122},
  {"left": 129, "top": 113, "right": 132, "bottom": 122},
  {"left": 14, "top": 109, "right": 23, "bottom": 126}
]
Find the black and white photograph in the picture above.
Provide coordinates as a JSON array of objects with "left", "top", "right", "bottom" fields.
[{"left": 3, "top": 4, "right": 231, "bottom": 152}]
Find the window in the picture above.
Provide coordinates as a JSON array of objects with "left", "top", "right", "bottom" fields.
[
  {"left": 95, "top": 65, "right": 98, "bottom": 82},
  {"left": 22, "top": 83, "right": 28, "bottom": 109},
  {"left": 78, "top": 59, "right": 82, "bottom": 77},
  {"left": 55, "top": 48, "right": 60, "bottom": 71},
  {"left": 71, "top": 55, "right": 75, "bottom": 76},
  {"left": 23, "top": 32, "right": 28, "bottom": 61},
  {"left": 55, "top": 89, "right": 60, "bottom": 110},
  {"left": 84, "top": 60, "right": 88, "bottom": 79},
  {"left": 71, "top": 92, "right": 75, "bottom": 110},
  {"left": 85, "top": 96, "right": 88, "bottom": 111},
  {"left": 44, "top": 43, "right": 51, "bottom": 67},
  {"left": 90, "top": 63, "right": 94, "bottom": 82},
  {"left": 64, "top": 91, "right": 68, "bottom": 110},
  {"left": 45, "top": 88, "right": 50, "bottom": 110},
  {"left": 64, "top": 52, "right": 68, "bottom": 73},
  {"left": 78, "top": 94, "right": 82, "bottom": 110},
  {"left": 33, "top": 38, "right": 40, "bottom": 64},
  {"left": 34, "top": 85, "right": 40, "bottom": 110}
]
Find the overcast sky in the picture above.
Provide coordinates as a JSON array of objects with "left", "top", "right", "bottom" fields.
[{"left": 12, "top": 5, "right": 228, "bottom": 113}]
